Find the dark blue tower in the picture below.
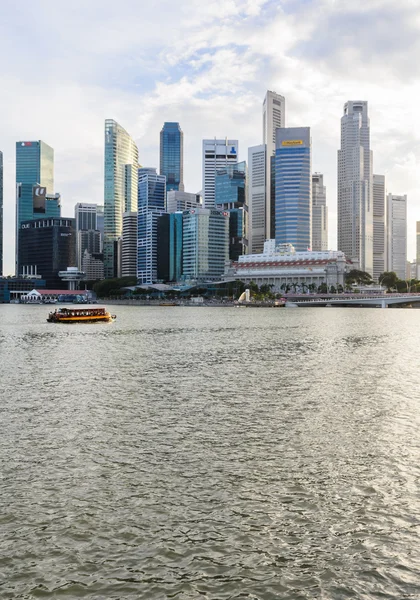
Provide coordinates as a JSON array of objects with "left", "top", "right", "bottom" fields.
[{"left": 160, "top": 122, "right": 184, "bottom": 193}]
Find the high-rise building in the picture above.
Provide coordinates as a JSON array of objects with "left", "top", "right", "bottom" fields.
[
  {"left": 275, "top": 128, "right": 311, "bottom": 252},
  {"left": 312, "top": 173, "right": 328, "bottom": 251},
  {"left": 0, "top": 151, "right": 3, "bottom": 276},
  {"left": 122, "top": 212, "right": 138, "bottom": 277},
  {"left": 386, "top": 193, "right": 407, "bottom": 280},
  {"left": 160, "top": 122, "right": 184, "bottom": 193},
  {"left": 215, "top": 161, "right": 247, "bottom": 260},
  {"left": 18, "top": 217, "right": 76, "bottom": 288},
  {"left": 372, "top": 174, "right": 386, "bottom": 280},
  {"left": 202, "top": 138, "right": 238, "bottom": 209},
  {"left": 416, "top": 222, "right": 420, "bottom": 279},
  {"left": 82, "top": 250, "right": 104, "bottom": 281},
  {"left": 137, "top": 168, "right": 166, "bottom": 284},
  {"left": 337, "top": 101, "right": 373, "bottom": 274},
  {"left": 157, "top": 212, "right": 183, "bottom": 282},
  {"left": 247, "top": 145, "right": 266, "bottom": 254},
  {"left": 104, "top": 119, "right": 139, "bottom": 279},
  {"left": 74, "top": 203, "right": 102, "bottom": 270},
  {"left": 263, "top": 91, "right": 286, "bottom": 239},
  {"left": 166, "top": 191, "right": 201, "bottom": 213},
  {"left": 15, "top": 140, "right": 60, "bottom": 274},
  {"left": 182, "top": 208, "right": 229, "bottom": 282},
  {"left": 96, "top": 205, "right": 104, "bottom": 248},
  {"left": 75, "top": 203, "right": 97, "bottom": 231}
]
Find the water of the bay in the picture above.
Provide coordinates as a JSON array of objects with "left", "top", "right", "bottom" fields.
[{"left": 1, "top": 304, "right": 420, "bottom": 599}]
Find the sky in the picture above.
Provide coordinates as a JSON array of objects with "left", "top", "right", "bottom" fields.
[{"left": 2, "top": 0, "right": 420, "bottom": 275}]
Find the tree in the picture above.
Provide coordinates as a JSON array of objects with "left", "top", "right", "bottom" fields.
[
  {"left": 378, "top": 271, "right": 398, "bottom": 292},
  {"left": 330, "top": 285, "right": 337, "bottom": 294},
  {"left": 345, "top": 269, "right": 373, "bottom": 286},
  {"left": 318, "top": 283, "right": 328, "bottom": 293}
]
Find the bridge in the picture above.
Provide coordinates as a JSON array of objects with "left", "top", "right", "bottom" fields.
[{"left": 285, "top": 293, "right": 420, "bottom": 308}]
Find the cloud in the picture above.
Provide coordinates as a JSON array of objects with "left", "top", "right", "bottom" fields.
[{"left": 2, "top": 0, "right": 420, "bottom": 274}]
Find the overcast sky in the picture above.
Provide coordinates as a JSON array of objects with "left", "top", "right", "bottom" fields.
[{"left": 2, "top": 0, "right": 420, "bottom": 274}]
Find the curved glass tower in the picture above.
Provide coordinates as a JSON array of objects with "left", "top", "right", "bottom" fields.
[{"left": 160, "top": 122, "right": 184, "bottom": 193}]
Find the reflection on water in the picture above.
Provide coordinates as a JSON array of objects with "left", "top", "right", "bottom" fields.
[{"left": 1, "top": 305, "right": 420, "bottom": 599}]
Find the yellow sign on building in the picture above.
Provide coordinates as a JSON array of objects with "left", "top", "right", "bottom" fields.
[{"left": 282, "top": 140, "right": 303, "bottom": 146}]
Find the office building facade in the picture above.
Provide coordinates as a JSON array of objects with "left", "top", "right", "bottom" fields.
[
  {"left": 202, "top": 138, "right": 238, "bottom": 209},
  {"left": 74, "top": 203, "right": 103, "bottom": 271},
  {"left": 160, "top": 122, "right": 184, "bottom": 192},
  {"left": 82, "top": 250, "right": 104, "bottom": 281},
  {"left": 312, "top": 173, "right": 328, "bottom": 251},
  {"left": 19, "top": 217, "right": 76, "bottom": 288},
  {"left": 0, "top": 151, "right": 3, "bottom": 275},
  {"left": 386, "top": 194, "right": 407, "bottom": 280},
  {"left": 122, "top": 211, "right": 138, "bottom": 277},
  {"left": 263, "top": 91, "right": 285, "bottom": 239},
  {"left": 416, "top": 222, "right": 420, "bottom": 279},
  {"left": 166, "top": 191, "right": 201, "bottom": 213},
  {"left": 215, "top": 161, "right": 247, "bottom": 260},
  {"left": 247, "top": 144, "right": 266, "bottom": 254},
  {"left": 157, "top": 212, "right": 183, "bottom": 282},
  {"left": 137, "top": 168, "right": 166, "bottom": 284},
  {"left": 182, "top": 208, "right": 229, "bottom": 282},
  {"left": 337, "top": 101, "right": 373, "bottom": 274},
  {"left": 372, "top": 174, "right": 386, "bottom": 280},
  {"left": 275, "top": 127, "right": 311, "bottom": 252},
  {"left": 104, "top": 119, "right": 138, "bottom": 278}
]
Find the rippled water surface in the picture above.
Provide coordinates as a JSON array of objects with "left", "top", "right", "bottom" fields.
[{"left": 1, "top": 304, "right": 420, "bottom": 599}]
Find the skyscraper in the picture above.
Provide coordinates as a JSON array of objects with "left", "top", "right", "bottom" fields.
[
  {"left": 0, "top": 151, "right": 3, "bottom": 276},
  {"left": 416, "top": 222, "right": 420, "bottom": 279},
  {"left": 386, "top": 193, "right": 407, "bottom": 280},
  {"left": 215, "top": 161, "right": 247, "bottom": 260},
  {"left": 202, "top": 138, "right": 238, "bottom": 209},
  {"left": 160, "top": 122, "right": 184, "bottom": 192},
  {"left": 104, "top": 119, "right": 139, "bottom": 279},
  {"left": 263, "top": 91, "right": 285, "bottom": 239},
  {"left": 372, "top": 174, "right": 386, "bottom": 280},
  {"left": 166, "top": 191, "right": 201, "bottom": 213},
  {"left": 312, "top": 173, "right": 328, "bottom": 251},
  {"left": 122, "top": 212, "right": 138, "bottom": 278},
  {"left": 275, "top": 128, "right": 311, "bottom": 252},
  {"left": 337, "top": 101, "right": 373, "bottom": 274},
  {"left": 247, "top": 145, "right": 266, "bottom": 254},
  {"left": 137, "top": 168, "right": 166, "bottom": 284},
  {"left": 74, "top": 203, "right": 102, "bottom": 270}
]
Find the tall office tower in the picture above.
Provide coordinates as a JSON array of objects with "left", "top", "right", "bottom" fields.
[
  {"left": 247, "top": 145, "right": 266, "bottom": 254},
  {"left": 311, "top": 173, "right": 328, "bottom": 251},
  {"left": 157, "top": 212, "right": 183, "bottom": 282},
  {"left": 386, "top": 193, "right": 407, "bottom": 280},
  {"left": 275, "top": 128, "right": 311, "bottom": 252},
  {"left": 96, "top": 205, "right": 104, "bottom": 248},
  {"left": 166, "top": 191, "right": 201, "bottom": 213},
  {"left": 137, "top": 168, "right": 166, "bottom": 284},
  {"left": 160, "top": 122, "right": 184, "bottom": 192},
  {"left": 19, "top": 217, "right": 76, "bottom": 288},
  {"left": 263, "top": 91, "right": 286, "bottom": 239},
  {"left": 75, "top": 203, "right": 97, "bottom": 231},
  {"left": 337, "top": 101, "right": 373, "bottom": 274},
  {"left": 82, "top": 250, "right": 104, "bottom": 281},
  {"left": 372, "top": 174, "right": 386, "bottom": 280},
  {"left": 0, "top": 151, "right": 3, "bottom": 275},
  {"left": 182, "top": 208, "right": 229, "bottom": 282},
  {"left": 15, "top": 140, "right": 60, "bottom": 275},
  {"left": 77, "top": 230, "right": 101, "bottom": 271},
  {"left": 122, "top": 212, "right": 138, "bottom": 277},
  {"left": 202, "top": 138, "right": 238, "bottom": 209},
  {"left": 416, "top": 222, "right": 420, "bottom": 279},
  {"left": 215, "top": 161, "right": 247, "bottom": 260},
  {"left": 104, "top": 119, "right": 139, "bottom": 279}
]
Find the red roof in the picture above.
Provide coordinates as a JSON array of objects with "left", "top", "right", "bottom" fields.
[{"left": 35, "top": 289, "right": 89, "bottom": 295}]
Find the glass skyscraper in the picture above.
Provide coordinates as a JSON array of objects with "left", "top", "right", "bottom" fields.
[
  {"left": 157, "top": 212, "right": 183, "bottom": 282},
  {"left": 137, "top": 168, "right": 166, "bottom": 284},
  {"left": 0, "top": 151, "right": 3, "bottom": 275},
  {"left": 15, "top": 140, "right": 60, "bottom": 275},
  {"left": 104, "top": 119, "right": 139, "bottom": 278},
  {"left": 160, "top": 122, "right": 184, "bottom": 192},
  {"left": 215, "top": 161, "right": 247, "bottom": 260},
  {"left": 275, "top": 127, "right": 311, "bottom": 252}
]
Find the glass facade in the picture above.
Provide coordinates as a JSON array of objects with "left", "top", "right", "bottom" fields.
[
  {"left": 182, "top": 209, "right": 229, "bottom": 282},
  {"left": 157, "top": 212, "right": 183, "bottom": 282},
  {"left": 18, "top": 217, "right": 76, "bottom": 288},
  {"left": 104, "top": 120, "right": 138, "bottom": 278},
  {"left": 137, "top": 169, "right": 167, "bottom": 284},
  {"left": 275, "top": 128, "right": 311, "bottom": 252},
  {"left": 0, "top": 151, "right": 3, "bottom": 275},
  {"left": 215, "top": 161, "right": 247, "bottom": 260},
  {"left": 160, "top": 122, "right": 184, "bottom": 192}
]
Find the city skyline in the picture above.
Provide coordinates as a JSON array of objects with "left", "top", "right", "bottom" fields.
[{"left": 1, "top": 1, "right": 420, "bottom": 273}]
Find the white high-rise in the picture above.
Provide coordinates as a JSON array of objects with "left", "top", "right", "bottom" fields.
[
  {"left": 311, "top": 173, "right": 328, "bottom": 251},
  {"left": 372, "top": 174, "right": 386, "bottom": 280},
  {"left": 386, "top": 193, "right": 407, "bottom": 280},
  {"left": 202, "top": 138, "right": 238, "bottom": 209},
  {"left": 248, "top": 144, "right": 266, "bottom": 254},
  {"left": 263, "top": 91, "right": 285, "bottom": 239},
  {"left": 337, "top": 101, "right": 373, "bottom": 274}
]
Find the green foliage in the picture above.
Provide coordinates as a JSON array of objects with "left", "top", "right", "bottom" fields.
[
  {"left": 93, "top": 276, "right": 137, "bottom": 298},
  {"left": 345, "top": 269, "right": 373, "bottom": 285},
  {"left": 378, "top": 271, "right": 398, "bottom": 291}
]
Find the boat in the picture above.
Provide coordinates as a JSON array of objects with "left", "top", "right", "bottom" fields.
[{"left": 47, "top": 307, "right": 116, "bottom": 323}]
